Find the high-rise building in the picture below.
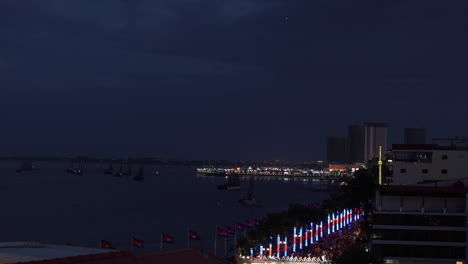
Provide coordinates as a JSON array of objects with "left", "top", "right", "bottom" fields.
[
  {"left": 348, "top": 125, "right": 365, "bottom": 163},
  {"left": 326, "top": 136, "right": 348, "bottom": 163},
  {"left": 364, "top": 123, "right": 388, "bottom": 162},
  {"left": 389, "top": 139, "right": 468, "bottom": 185},
  {"left": 404, "top": 128, "right": 426, "bottom": 144}
]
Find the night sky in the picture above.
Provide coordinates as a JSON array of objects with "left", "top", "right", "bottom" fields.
[{"left": 1, "top": 0, "right": 467, "bottom": 160}]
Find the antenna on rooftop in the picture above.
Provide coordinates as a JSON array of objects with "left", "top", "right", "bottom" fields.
[{"left": 378, "top": 145, "right": 382, "bottom": 185}]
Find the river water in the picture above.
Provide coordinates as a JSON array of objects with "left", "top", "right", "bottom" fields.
[{"left": 0, "top": 161, "right": 329, "bottom": 254}]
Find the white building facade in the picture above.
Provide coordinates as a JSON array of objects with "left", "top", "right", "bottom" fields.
[{"left": 389, "top": 143, "right": 468, "bottom": 185}]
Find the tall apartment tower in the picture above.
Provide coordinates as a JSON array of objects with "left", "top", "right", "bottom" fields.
[
  {"left": 364, "top": 123, "right": 388, "bottom": 162},
  {"left": 348, "top": 125, "right": 365, "bottom": 163},
  {"left": 326, "top": 136, "right": 348, "bottom": 163},
  {"left": 404, "top": 128, "right": 426, "bottom": 144}
]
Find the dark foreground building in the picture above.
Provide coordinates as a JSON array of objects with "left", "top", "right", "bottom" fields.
[
  {"left": 373, "top": 183, "right": 468, "bottom": 264},
  {"left": 0, "top": 247, "right": 225, "bottom": 264}
]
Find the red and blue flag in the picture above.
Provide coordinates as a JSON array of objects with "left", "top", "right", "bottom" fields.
[
  {"left": 236, "top": 223, "right": 245, "bottom": 231},
  {"left": 216, "top": 228, "right": 228, "bottom": 237},
  {"left": 188, "top": 230, "right": 201, "bottom": 240},
  {"left": 100, "top": 240, "right": 115, "bottom": 249},
  {"left": 132, "top": 237, "right": 144, "bottom": 248},
  {"left": 162, "top": 233, "right": 175, "bottom": 243},
  {"left": 225, "top": 226, "right": 235, "bottom": 235}
]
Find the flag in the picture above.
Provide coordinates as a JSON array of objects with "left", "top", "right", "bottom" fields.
[
  {"left": 236, "top": 223, "right": 245, "bottom": 231},
  {"left": 100, "top": 240, "right": 115, "bottom": 249},
  {"left": 216, "top": 228, "right": 228, "bottom": 237},
  {"left": 245, "top": 220, "right": 253, "bottom": 228},
  {"left": 132, "top": 237, "right": 144, "bottom": 248},
  {"left": 254, "top": 219, "right": 260, "bottom": 226},
  {"left": 162, "top": 233, "right": 175, "bottom": 243},
  {"left": 225, "top": 226, "right": 235, "bottom": 235},
  {"left": 188, "top": 230, "right": 201, "bottom": 240}
]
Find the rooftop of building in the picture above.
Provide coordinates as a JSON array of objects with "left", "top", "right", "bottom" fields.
[
  {"left": 364, "top": 122, "right": 388, "bottom": 127},
  {"left": 13, "top": 250, "right": 134, "bottom": 264},
  {"left": 0, "top": 245, "right": 226, "bottom": 264},
  {"left": 137, "top": 247, "right": 226, "bottom": 264},
  {"left": 0, "top": 242, "right": 115, "bottom": 263},
  {"left": 392, "top": 141, "right": 468, "bottom": 151}
]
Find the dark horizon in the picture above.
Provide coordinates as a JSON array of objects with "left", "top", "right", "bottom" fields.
[{"left": 1, "top": 0, "right": 467, "bottom": 160}]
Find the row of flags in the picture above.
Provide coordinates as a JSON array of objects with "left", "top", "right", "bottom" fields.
[
  {"left": 100, "top": 218, "right": 266, "bottom": 249},
  {"left": 218, "top": 218, "right": 266, "bottom": 237},
  {"left": 100, "top": 232, "right": 197, "bottom": 249}
]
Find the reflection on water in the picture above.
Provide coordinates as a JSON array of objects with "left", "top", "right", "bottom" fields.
[{"left": 0, "top": 161, "right": 329, "bottom": 254}]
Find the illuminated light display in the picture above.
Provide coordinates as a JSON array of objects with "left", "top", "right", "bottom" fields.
[
  {"left": 299, "top": 228, "right": 303, "bottom": 250},
  {"left": 344, "top": 209, "right": 347, "bottom": 225},
  {"left": 340, "top": 212, "right": 342, "bottom": 228},
  {"left": 335, "top": 212, "right": 339, "bottom": 231},
  {"left": 305, "top": 229, "right": 308, "bottom": 247},
  {"left": 277, "top": 235, "right": 280, "bottom": 258},
  {"left": 332, "top": 213, "right": 335, "bottom": 233},
  {"left": 339, "top": 213, "right": 342, "bottom": 229},
  {"left": 320, "top": 221, "right": 323, "bottom": 238},
  {"left": 284, "top": 237, "right": 288, "bottom": 257},
  {"left": 315, "top": 223, "right": 318, "bottom": 241},
  {"left": 344, "top": 209, "right": 346, "bottom": 225},
  {"left": 310, "top": 223, "right": 313, "bottom": 244},
  {"left": 293, "top": 227, "right": 296, "bottom": 253},
  {"left": 247, "top": 207, "right": 362, "bottom": 261}
]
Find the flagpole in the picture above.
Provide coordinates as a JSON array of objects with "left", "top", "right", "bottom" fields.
[
  {"left": 160, "top": 233, "right": 163, "bottom": 251},
  {"left": 234, "top": 229, "right": 237, "bottom": 249},
  {"left": 214, "top": 228, "right": 217, "bottom": 256}
]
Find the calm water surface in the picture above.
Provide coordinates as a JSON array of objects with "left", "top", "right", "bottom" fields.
[{"left": 0, "top": 161, "right": 329, "bottom": 254}]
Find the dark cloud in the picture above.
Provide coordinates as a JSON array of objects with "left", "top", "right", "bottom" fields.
[{"left": 0, "top": 0, "right": 467, "bottom": 159}]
